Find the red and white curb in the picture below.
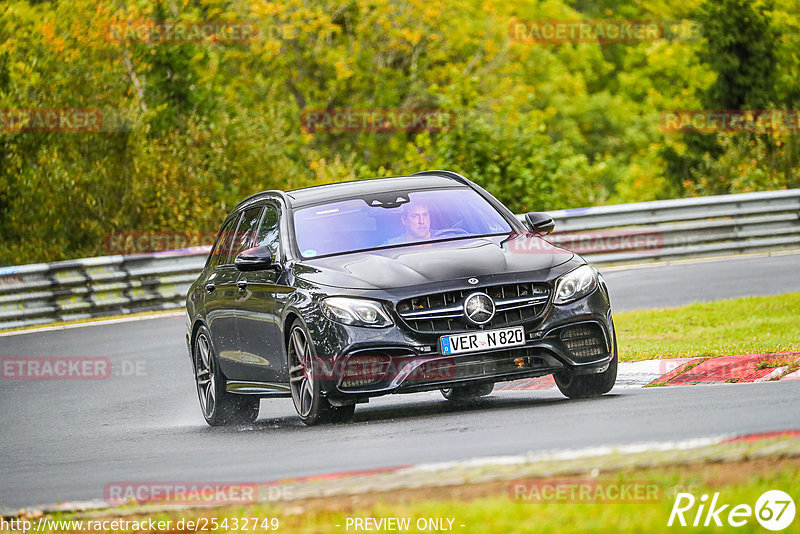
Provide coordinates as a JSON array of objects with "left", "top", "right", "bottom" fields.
[
  {"left": 403, "top": 436, "right": 729, "bottom": 473},
  {"left": 495, "top": 352, "right": 800, "bottom": 391}
]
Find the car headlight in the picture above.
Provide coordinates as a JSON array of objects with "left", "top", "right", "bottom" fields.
[
  {"left": 321, "top": 297, "right": 393, "bottom": 327},
  {"left": 554, "top": 265, "right": 599, "bottom": 305}
]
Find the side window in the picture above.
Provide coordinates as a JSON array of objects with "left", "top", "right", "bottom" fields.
[
  {"left": 231, "top": 206, "right": 265, "bottom": 260},
  {"left": 209, "top": 215, "right": 240, "bottom": 268},
  {"left": 255, "top": 204, "right": 281, "bottom": 258}
]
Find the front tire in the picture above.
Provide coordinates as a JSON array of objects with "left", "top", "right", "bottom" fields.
[
  {"left": 441, "top": 382, "right": 494, "bottom": 401},
  {"left": 287, "top": 319, "right": 355, "bottom": 425},
  {"left": 193, "top": 326, "right": 260, "bottom": 426},
  {"left": 554, "top": 321, "right": 618, "bottom": 399}
]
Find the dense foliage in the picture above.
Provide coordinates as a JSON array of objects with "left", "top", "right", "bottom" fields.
[{"left": 1, "top": 0, "right": 798, "bottom": 264}]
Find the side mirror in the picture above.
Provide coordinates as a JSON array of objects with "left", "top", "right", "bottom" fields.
[
  {"left": 235, "top": 246, "right": 278, "bottom": 272},
  {"left": 524, "top": 212, "right": 555, "bottom": 236}
]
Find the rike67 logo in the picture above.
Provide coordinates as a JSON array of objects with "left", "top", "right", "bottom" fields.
[{"left": 668, "top": 490, "right": 795, "bottom": 531}]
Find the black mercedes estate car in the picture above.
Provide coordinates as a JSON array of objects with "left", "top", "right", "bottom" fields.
[{"left": 185, "top": 170, "right": 617, "bottom": 426}]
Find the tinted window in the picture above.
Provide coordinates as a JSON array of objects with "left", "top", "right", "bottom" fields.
[
  {"left": 292, "top": 188, "right": 512, "bottom": 258},
  {"left": 255, "top": 204, "right": 281, "bottom": 258},
  {"left": 232, "top": 206, "right": 265, "bottom": 259},
  {"left": 209, "top": 215, "right": 240, "bottom": 267}
]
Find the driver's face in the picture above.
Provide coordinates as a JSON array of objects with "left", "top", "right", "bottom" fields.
[{"left": 402, "top": 205, "right": 430, "bottom": 239}]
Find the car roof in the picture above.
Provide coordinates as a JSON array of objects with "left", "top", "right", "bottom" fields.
[
  {"left": 285, "top": 174, "right": 466, "bottom": 208},
  {"left": 232, "top": 172, "right": 472, "bottom": 212}
]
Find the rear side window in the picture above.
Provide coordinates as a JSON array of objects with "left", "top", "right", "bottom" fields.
[
  {"left": 209, "top": 215, "right": 240, "bottom": 268},
  {"left": 232, "top": 206, "right": 265, "bottom": 259}
]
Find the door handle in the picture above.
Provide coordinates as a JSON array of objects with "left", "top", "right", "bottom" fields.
[
  {"left": 237, "top": 280, "right": 248, "bottom": 290},
  {"left": 205, "top": 283, "right": 216, "bottom": 293}
]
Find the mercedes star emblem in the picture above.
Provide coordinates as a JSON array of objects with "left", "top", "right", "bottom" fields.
[{"left": 463, "top": 292, "right": 495, "bottom": 325}]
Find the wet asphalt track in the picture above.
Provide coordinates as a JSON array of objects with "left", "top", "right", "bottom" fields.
[{"left": 2, "top": 252, "right": 800, "bottom": 510}]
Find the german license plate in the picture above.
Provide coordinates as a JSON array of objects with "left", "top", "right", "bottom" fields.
[{"left": 440, "top": 326, "right": 525, "bottom": 355}]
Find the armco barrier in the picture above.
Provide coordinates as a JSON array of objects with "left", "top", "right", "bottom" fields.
[
  {"left": 535, "top": 188, "right": 800, "bottom": 264},
  {"left": 1, "top": 189, "right": 799, "bottom": 330},
  {"left": 0, "top": 249, "right": 208, "bottom": 330}
]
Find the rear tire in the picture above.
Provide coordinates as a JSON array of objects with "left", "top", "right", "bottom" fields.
[
  {"left": 441, "top": 382, "right": 494, "bottom": 401},
  {"left": 554, "top": 321, "right": 618, "bottom": 399},
  {"left": 193, "top": 326, "right": 260, "bottom": 426}
]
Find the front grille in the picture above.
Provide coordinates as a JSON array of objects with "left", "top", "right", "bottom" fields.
[
  {"left": 559, "top": 322, "right": 608, "bottom": 360},
  {"left": 396, "top": 282, "right": 550, "bottom": 333}
]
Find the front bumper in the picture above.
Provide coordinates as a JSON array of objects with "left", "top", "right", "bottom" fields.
[{"left": 309, "top": 284, "right": 614, "bottom": 400}]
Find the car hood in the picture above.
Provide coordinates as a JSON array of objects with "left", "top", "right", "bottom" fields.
[{"left": 293, "top": 234, "right": 575, "bottom": 290}]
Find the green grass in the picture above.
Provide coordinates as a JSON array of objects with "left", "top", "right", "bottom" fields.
[
  {"left": 310, "top": 466, "right": 800, "bottom": 534},
  {"left": 288, "top": 467, "right": 800, "bottom": 533},
  {"left": 33, "top": 459, "right": 800, "bottom": 534},
  {"left": 614, "top": 291, "right": 800, "bottom": 361}
]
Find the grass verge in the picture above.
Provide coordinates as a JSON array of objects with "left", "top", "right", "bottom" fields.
[
  {"left": 26, "top": 455, "right": 800, "bottom": 534},
  {"left": 615, "top": 291, "right": 800, "bottom": 361}
]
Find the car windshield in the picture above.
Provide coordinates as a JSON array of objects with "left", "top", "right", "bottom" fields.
[{"left": 293, "top": 188, "right": 513, "bottom": 258}]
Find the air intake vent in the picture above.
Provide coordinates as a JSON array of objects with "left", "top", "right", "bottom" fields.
[{"left": 559, "top": 323, "right": 608, "bottom": 360}]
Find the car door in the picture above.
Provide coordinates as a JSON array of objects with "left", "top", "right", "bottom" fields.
[
  {"left": 234, "top": 202, "right": 290, "bottom": 384},
  {"left": 203, "top": 212, "right": 244, "bottom": 378},
  {"left": 208, "top": 204, "right": 264, "bottom": 380}
]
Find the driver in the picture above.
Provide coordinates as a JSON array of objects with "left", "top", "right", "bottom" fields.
[
  {"left": 401, "top": 201, "right": 431, "bottom": 241},
  {"left": 384, "top": 200, "right": 432, "bottom": 244}
]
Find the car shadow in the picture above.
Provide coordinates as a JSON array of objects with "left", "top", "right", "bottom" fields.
[
  {"left": 210, "top": 391, "right": 624, "bottom": 431},
  {"left": 345, "top": 392, "right": 622, "bottom": 425}
]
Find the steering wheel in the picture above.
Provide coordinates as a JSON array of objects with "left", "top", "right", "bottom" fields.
[{"left": 432, "top": 227, "right": 470, "bottom": 238}]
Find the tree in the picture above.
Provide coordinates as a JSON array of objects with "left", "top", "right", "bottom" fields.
[{"left": 663, "top": 0, "right": 782, "bottom": 195}]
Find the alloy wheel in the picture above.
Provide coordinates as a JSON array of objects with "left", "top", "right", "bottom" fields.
[
  {"left": 195, "top": 333, "right": 216, "bottom": 418},
  {"left": 288, "top": 326, "right": 315, "bottom": 417}
]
